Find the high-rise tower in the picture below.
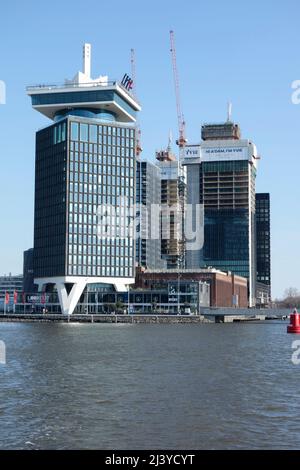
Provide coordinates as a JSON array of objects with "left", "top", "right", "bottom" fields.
[
  {"left": 27, "top": 44, "right": 141, "bottom": 315},
  {"left": 184, "top": 121, "right": 259, "bottom": 307}
]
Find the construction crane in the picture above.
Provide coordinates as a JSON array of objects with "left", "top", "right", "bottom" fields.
[
  {"left": 169, "top": 30, "right": 186, "bottom": 275},
  {"left": 169, "top": 30, "right": 187, "bottom": 161},
  {"left": 131, "top": 48, "right": 143, "bottom": 157}
]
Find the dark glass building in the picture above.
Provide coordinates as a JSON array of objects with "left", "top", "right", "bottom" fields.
[
  {"left": 27, "top": 44, "right": 141, "bottom": 314},
  {"left": 256, "top": 193, "right": 271, "bottom": 304},
  {"left": 23, "top": 248, "right": 36, "bottom": 293}
]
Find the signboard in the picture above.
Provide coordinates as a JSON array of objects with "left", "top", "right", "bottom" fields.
[
  {"left": 121, "top": 74, "right": 133, "bottom": 91},
  {"left": 184, "top": 145, "right": 249, "bottom": 162},
  {"left": 184, "top": 147, "right": 201, "bottom": 159},
  {"left": 201, "top": 146, "right": 249, "bottom": 162},
  {"left": 26, "top": 294, "right": 50, "bottom": 304}
]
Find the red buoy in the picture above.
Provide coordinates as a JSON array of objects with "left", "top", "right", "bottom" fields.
[{"left": 287, "top": 309, "right": 300, "bottom": 334}]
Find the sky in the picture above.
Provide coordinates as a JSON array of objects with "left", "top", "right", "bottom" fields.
[{"left": 0, "top": 0, "right": 299, "bottom": 299}]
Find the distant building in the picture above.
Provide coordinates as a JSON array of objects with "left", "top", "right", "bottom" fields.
[
  {"left": 184, "top": 120, "right": 259, "bottom": 307},
  {"left": 0, "top": 274, "right": 23, "bottom": 308},
  {"left": 136, "top": 159, "right": 165, "bottom": 270},
  {"left": 23, "top": 248, "right": 37, "bottom": 293},
  {"left": 256, "top": 193, "right": 271, "bottom": 305}
]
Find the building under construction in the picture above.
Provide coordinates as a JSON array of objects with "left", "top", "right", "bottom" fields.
[
  {"left": 184, "top": 120, "right": 259, "bottom": 307},
  {"left": 156, "top": 142, "right": 185, "bottom": 270},
  {"left": 201, "top": 122, "right": 241, "bottom": 141}
]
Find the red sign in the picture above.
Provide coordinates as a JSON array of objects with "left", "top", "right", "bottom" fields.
[
  {"left": 41, "top": 293, "right": 46, "bottom": 304},
  {"left": 13, "top": 291, "right": 18, "bottom": 304},
  {"left": 4, "top": 292, "right": 9, "bottom": 305}
]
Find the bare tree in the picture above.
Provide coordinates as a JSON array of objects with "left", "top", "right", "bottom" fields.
[
  {"left": 284, "top": 287, "right": 300, "bottom": 299},
  {"left": 279, "top": 288, "right": 300, "bottom": 309}
]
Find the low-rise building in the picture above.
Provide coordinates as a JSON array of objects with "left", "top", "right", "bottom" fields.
[
  {"left": 0, "top": 274, "right": 23, "bottom": 310},
  {"left": 15, "top": 280, "right": 210, "bottom": 315},
  {"left": 134, "top": 267, "right": 249, "bottom": 308}
]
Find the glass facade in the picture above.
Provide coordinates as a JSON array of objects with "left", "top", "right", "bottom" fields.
[
  {"left": 204, "top": 208, "right": 250, "bottom": 278},
  {"left": 31, "top": 90, "right": 136, "bottom": 120},
  {"left": 199, "top": 158, "right": 256, "bottom": 304},
  {"left": 34, "top": 116, "right": 136, "bottom": 279},
  {"left": 34, "top": 122, "right": 68, "bottom": 278},
  {"left": 15, "top": 281, "right": 210, "bottom": 314},
  {"left": 256, "top": 193, "right": 271, "bottom": 287},
  {"left": 67, "top": 118, "right": 135, "bottom": 278}
]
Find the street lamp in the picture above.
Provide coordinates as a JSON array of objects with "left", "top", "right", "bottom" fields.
[
  {"left": 127, "top": 284, "right": 130, "bottom": 315},
  {"left": 177, "top": 266, "right": 181, "bottom": 315}
]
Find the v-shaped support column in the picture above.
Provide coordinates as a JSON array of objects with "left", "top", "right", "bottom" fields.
[{"left": 56, "top": 279, "right": 87, "bottom": 315}]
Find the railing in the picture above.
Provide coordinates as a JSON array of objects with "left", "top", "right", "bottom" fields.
[
  {"left": 27, "top": 80, "right": 117, "bottom": 90},
  {"left": 26, "top": 80, "right": 139, "bottom": 102}
]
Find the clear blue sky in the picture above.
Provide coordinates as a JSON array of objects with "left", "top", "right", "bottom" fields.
[{"left": 0, "top": 0, "right": 299, "bottom": 299}]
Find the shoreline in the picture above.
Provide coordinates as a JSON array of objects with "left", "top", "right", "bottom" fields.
[{"left": 0, "top": 312, "right": 289, "bottom": 324}]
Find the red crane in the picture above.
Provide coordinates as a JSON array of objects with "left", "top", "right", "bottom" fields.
[{"left": 170, "top": 30, "right": 187, "bottom": 159}]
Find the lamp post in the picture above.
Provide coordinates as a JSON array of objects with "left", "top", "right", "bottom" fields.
[
  {"left": 177, "top": 267, "right": 181, "bottom": 315},
  {"left": 127, "top": 285, "right": 130, "bottom": 315}
]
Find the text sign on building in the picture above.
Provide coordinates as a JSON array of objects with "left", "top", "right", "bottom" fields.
[
  {"left": 201, "top": 146, "right": 249, "bottom": 161},
  {"left": 184, "top": 147, "right": 201, "bottom": 159}
]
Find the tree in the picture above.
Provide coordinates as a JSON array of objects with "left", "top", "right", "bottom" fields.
[
  {"left": 278, "top": 288, "right": 300, "bottom": 309},
  {"left": 284, "top": 288, "right": 300, "bottom": 299},
  {"left": 115, "top": 300, "right": 125, "bottom": 314}
]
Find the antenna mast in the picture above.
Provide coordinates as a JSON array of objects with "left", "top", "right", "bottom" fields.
[{"left": 227, "top": 102, "right": 232, "bottom": 122}]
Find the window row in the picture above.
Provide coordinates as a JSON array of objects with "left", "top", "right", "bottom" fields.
[
  {"left": 68, "top": 264, "right": 133, "bottom": 277},
  {"left": 69, "top": 188, "right": 133, "bottom": 203},
  {"left": 69, "top": 180, "right": 134, "bottom": 194},
  {"left": 70, "top": 152, "right": 135, "bottom": 167},
  {"left": 69, "top": 141, "right": 135, "bottom": 155},
  {"left": 69, "top": 172, "right": 134, "bottom": 184},
  {"left": 70, "top": 122, "right": 135, "bottom": 142},
  {"left": 69, "top": 162, "right": 134, "bottom": 176},
  {"left": 68, "top": 234, "right": 134, "bottom": 247},
  {"left": 68, "top": 255, "right": 133, "bottom": 266},
  {"left": 68, "top": 244, "right": 133, "bottom": 256}
]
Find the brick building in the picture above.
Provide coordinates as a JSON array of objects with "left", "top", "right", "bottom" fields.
[{"left": 135, "top": 268, "right": 249, "bottom": 308}]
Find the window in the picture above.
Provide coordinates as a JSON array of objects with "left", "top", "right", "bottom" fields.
[
  {"left": 80, "top": 123, "right": 88, "bottom": 142},
  {"left": 89, "top": 125, "right": 97, "bottom": 143},
  {"left": 71, "top": 122, "right": 79, "bottom": 141}
]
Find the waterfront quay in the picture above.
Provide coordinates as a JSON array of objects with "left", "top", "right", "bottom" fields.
[
  {"left": 0, "top": 313, "right": 210, "bottom": 324},
  {"left": 0, "top": 309, "right": 290, "bottom": 324}
]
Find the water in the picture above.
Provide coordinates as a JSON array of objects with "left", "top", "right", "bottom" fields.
[{"left": 0, "top": 321, "right": 299, "bottom": 450}]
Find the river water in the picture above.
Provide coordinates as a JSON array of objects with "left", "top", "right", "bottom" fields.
[{"left": 0, "top": 321, "right": 299, "bottom": 450}]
